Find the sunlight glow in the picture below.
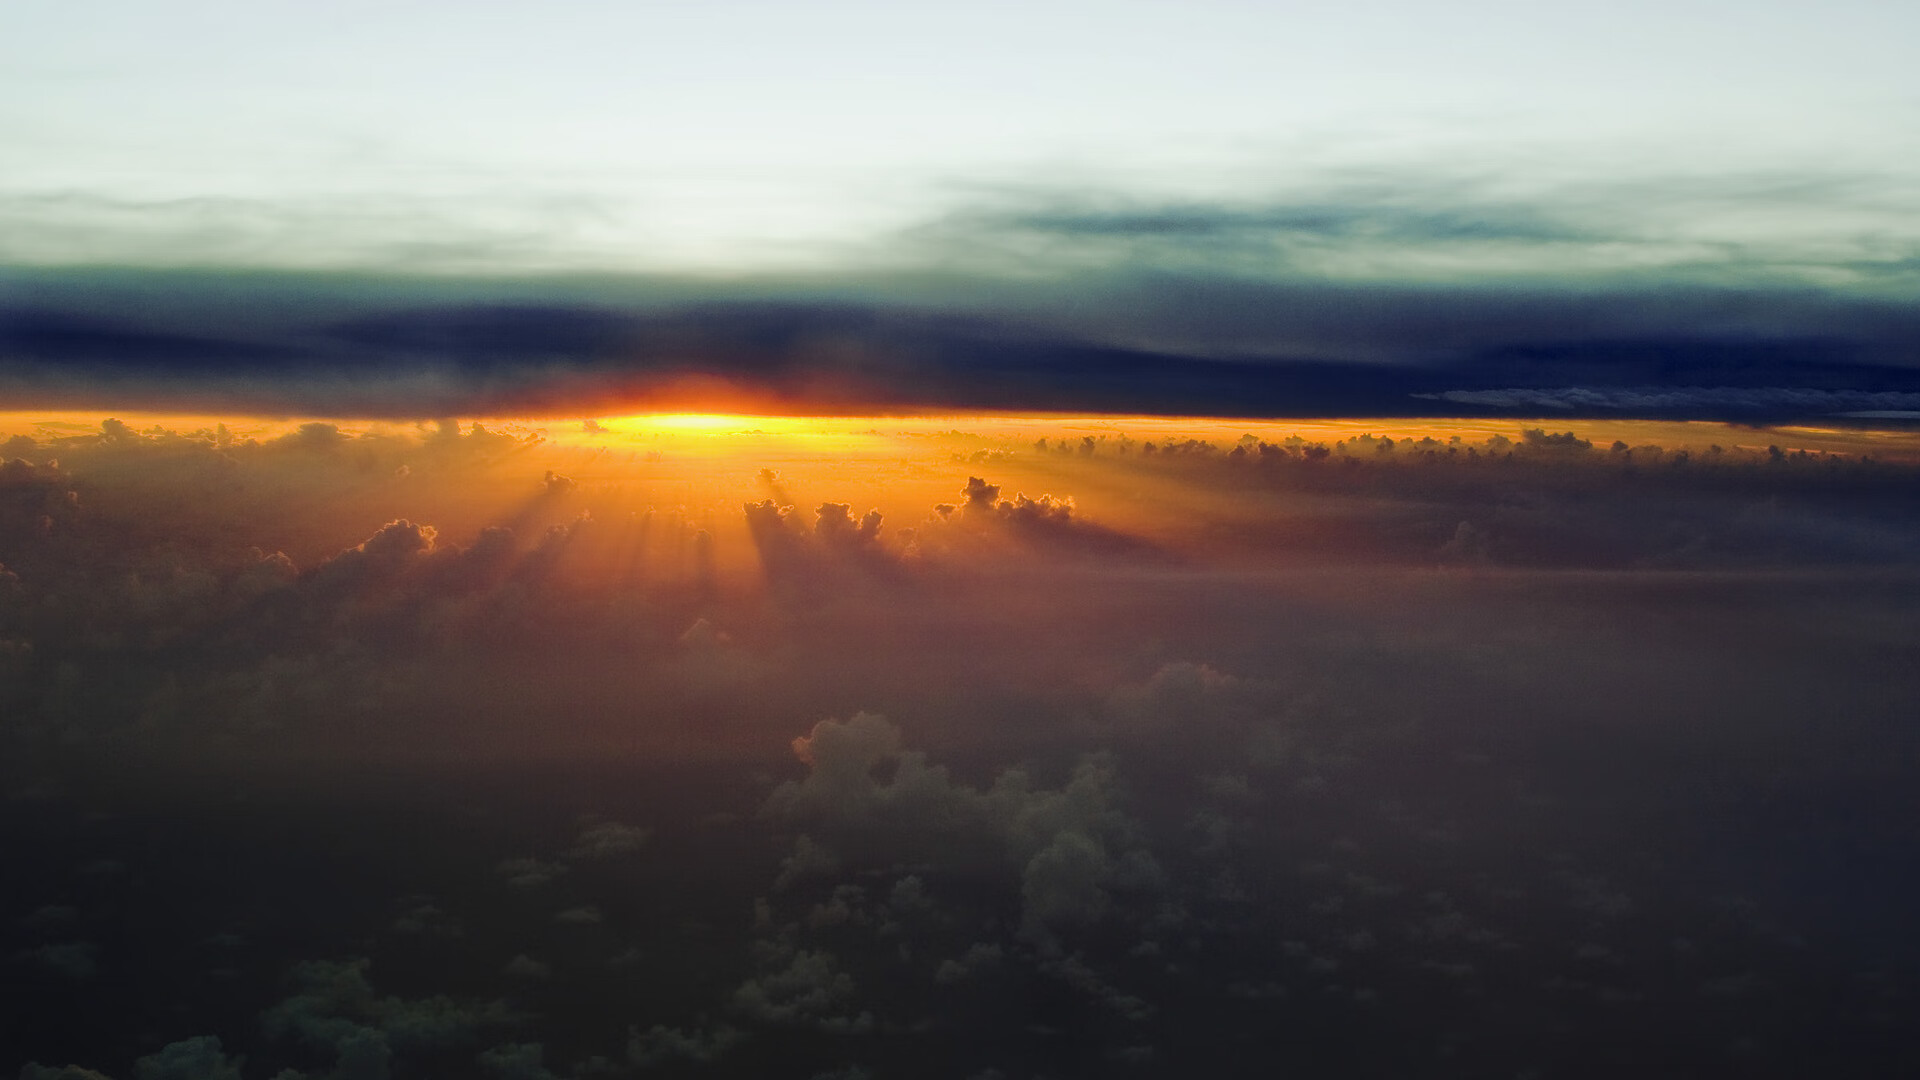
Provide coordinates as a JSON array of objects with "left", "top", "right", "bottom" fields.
[
  {"left": 7, "top": 411, "right": 1916, "bottom": 463},
  {"left": 618, "top": 413, "right": 782, "bottom": 434}
]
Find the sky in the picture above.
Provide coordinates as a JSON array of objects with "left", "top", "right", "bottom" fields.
[
  {"left": 5, "top": 0, "right": 1920, "bottom": 420},
  {"left": 6, "top": 5, "right": 1920, "bottom": 1079}
]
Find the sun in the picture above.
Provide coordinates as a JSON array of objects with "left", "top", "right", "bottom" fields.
[
  {"left": 632, "top": 413, "right": 760, "bottom": 433},
  {"left": 598, "top": 413, "right": 829, "bottom": 435},
  {"left": 589, "top": 413, "right": 878, "bottom": 439}
]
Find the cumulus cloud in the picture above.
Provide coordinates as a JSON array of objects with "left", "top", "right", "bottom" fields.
[
  {"left": 494, "top": 858, "right": 567, "bottom": 888},
  {"left": 774, "top": 834, "right": 843, "bottom": 891},
  {"left": 305, "top": 519, "right": 439, "bottom": 595},
  {"left": 391, "top": 899, "right": 463, "bottom": 938},
  {"left": 1037, "top": 955, "right": 1152, "bottom": 1023},
  {"left": 1100, "top": 662, "right": 1297, "bottom": 772},
  {"left": 565, "top": 820, "right": 651, "bottom": 860},
  {"left": 814, "top": 503, "right": 884, "bottom": 549},
  {"left": 626, "top": 1022, "right": 745, "bottom": 1068},
  {"left": 933, "top": 942, "right": 1004, "bottom": 985},
  {"left": 925, "top": 476, "right": 1153, "bottom": 558},
  {"left": 955, "top": 476, "right": 1082, "bottom": 530},
  {"left": 476, "top": 1042, "right": 561, "bottom": 1080},
  {"left": 262, "top": 956, "right": 508, "bottom": 1069},
  {"left": 503, "top": 954, "right": 552, "bottom": 980},
  {"left": 1018, "top": 831, "right": 1114, "bottom": 939},
  {"left": 130, "top": 1037, "right": 244, "bottom": 1080},
  {"left": 18, "top": 1067, "right": 114, "bottom": 1080},
  {"left": 766, "top": 712, "right": 1161, "bottom": 952},
  {"left": 742, "top": 498, "right": 903, "bottom": 593},
  {"left": 1105, "top": 662, "right": 1256, "bottom": 733},
  {"left": 1439, "top": 520, "right": 1492, "bottom": 565},
  {"left": 730, "top": 947, "right": 872, "bottom": 1033}
]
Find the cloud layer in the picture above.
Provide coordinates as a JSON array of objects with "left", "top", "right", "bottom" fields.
[{"left": 4, "top": 412, "right": 1919, "bottom": 1077}]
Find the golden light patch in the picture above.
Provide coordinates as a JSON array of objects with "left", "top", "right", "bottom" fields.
[{"left": 614, "top": 413, "right": 781, "bottom": 434}]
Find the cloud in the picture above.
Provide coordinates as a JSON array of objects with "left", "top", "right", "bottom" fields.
[
  {"left": 1104, "top": 662, "right": 1271, "bottom": 739},
  {"left": 491, "top": 853, "right": 560, "bottom": 887},
  {"left": 932, "top": 942, "right": 1003, "bottom": 985},
  {"left": 349, "top": 518, "right": 437, "bottom": 563},
  {"left": 912, "top": 173, "right": 1920, "bottom": 303},
  {"left": 743, "top": 499, "right": 904, "bottom": 594},
  {"left": 929, "top": 477, "right": 1155, "bottom": 559},
  {"left": 2, "top": 405, "right": 1918, "bottom": 1077},
  {"left": 17, "top": 940, "right": 99, "bottom": 981},
  {"left": 625, "top": 1022, "right": 745, "bottom": 1068},
  {"left": 774, "top": 834, "right": 842, "bottom": 891},
  {"left": 1036, "top": 954, "right": 1152, "bottom": 1023},
  {"left": 730, "top": 947, "right": 872, "bottom": 1032},
  {"left": 8, "top": 239, "right": 1920, "bottom": 420},
  {"left": 1018, "top": 830, "right": 1113, "bottom": 938},
  {"left": 130, "top": 1037, "right": 244, "bottom": 1080},
  {"left": 0, "top": 189, "right": 615, "bottom": 273},
  {"left": 391, "top": 899, "right": 463, "bottom": 938},
  {"left": 262, "top": 956, "right": 508, "bottom": 1068},
  {"left": 503, "top": 954, "right": 552, "bottom": 980},
  {"left": 18, "top": 1067, "right": 115, "bottom": 1080},
  {"left": 803, "top": 884, "right": 874, "bottom": 930},
  {"left": 476, "top": 1043, "right": 561, "bottom": 1080},
  {"left": 1421, "top": 386, "right": 1920, "bottom": 420},
  {"left": 564, "top": 820, "right": 651, "bottom": 860},
  {"left": 765, "top": 713, "right": 1162, "bottom": 952},
  {"left": 814, "top": 503, "right": 885, "bottom": 551},
  {"left": 989, "top": 199, "right": 1593, "bottom": 244}
]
